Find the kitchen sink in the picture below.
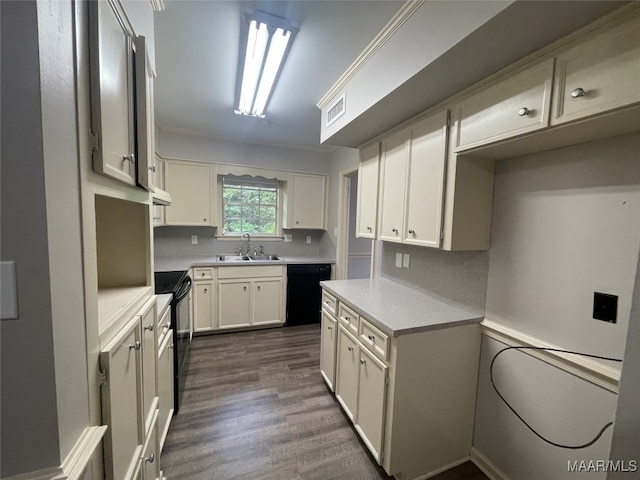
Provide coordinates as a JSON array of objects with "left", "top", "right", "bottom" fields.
[
  {"left": 249, "top": 255, "right": 283, "bottom": 261},
  {"left": 217, "top": 255, "right": 251, "bottom": 261}
]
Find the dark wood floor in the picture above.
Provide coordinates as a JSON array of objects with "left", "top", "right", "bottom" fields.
[{"left": 161, "top": 324, "right": 488, "bottom": 480}]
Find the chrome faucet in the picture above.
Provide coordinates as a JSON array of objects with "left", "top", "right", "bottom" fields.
[{"left": 242, "top": 233, "right": 251, "bottom": 255}]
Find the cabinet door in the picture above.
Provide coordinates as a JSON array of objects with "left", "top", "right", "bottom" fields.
[
  {"left": 356, "top": 144, "right": 380, "bottom": 239},
  {"left": 320, "top": 311, "right": 337, "bottom": 391},
  {"left": 157, "top": 330, "right": 174, "bottom": 452},
  {"left": 289, "top": 174, "right": 326, "bottom": 229},
  {"left": 355, "top": 346, "right": 388, "bottom": 463},
  {"left": 454, "top": 58, "right": 554, "bottom": 151},
  {"left": 139, "top": 298, "right": 157, "bottom": 433},
  {"left": 551, "top": 15, "right": 640, "bottom": 125},
  {"left": 100, "top": 316, "right": 142, "bottom": 480},
  {"left": 218, "top": 280, "right": 251, "bottom": 329},
  {"left": 134, "top": 35, "right": 156, "bottom": 193},
  {"left": 140, "top": 412, "right": 160, "bottom": 480},
  {"left": 403, "top": 111, "right": 448, "bottom": 248},
  {"left": 89, "top": 0, "right": 136, "bottom": 186},
  {"left": 335, "top": 326, "right": 359, "bottom": 421},
  {"left": 164, "top": 161, "right": 214, "bottom": 226},
  {"left": 252, "top": 278, "right": 283, "bottom": 325},
  {"left": 378, "top": 130, "right": 408, "bottom": 243},
  {"left": 193, "top": 281, "right": 214, "bottom": 332}
]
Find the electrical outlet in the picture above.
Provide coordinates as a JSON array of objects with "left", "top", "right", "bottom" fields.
[
  {"left": 402, "top": 253, "right": 410, "bottom": 268},
  {"left": 593, "top": 292, "right": 618, "bottom": 323},
  {"left": 191, "top": 235, "right": 198, "bottom": 245},
  {"left": 284, "top": 234, "right": 293, "bottom": 242},
  {"left": 395, "top": 253, "right": 403, "bottom": 268},
  {"left": 306, "top": 235, "right": 312, "bottom": 244}
]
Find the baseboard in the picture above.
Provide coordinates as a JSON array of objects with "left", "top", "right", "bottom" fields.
[
  {"left": 411, "top": 457, "right": 470, "bottom": 480},
  {"left": 55, "top": 426, "right": 107, "bottom": 480},
  {"left": 471, "top": 447, "right": 510, "bottom": 480}
]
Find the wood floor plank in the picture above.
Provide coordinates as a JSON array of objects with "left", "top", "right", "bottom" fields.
[{"left": 161, "top": 324, "right": 487, "bottom": 480}]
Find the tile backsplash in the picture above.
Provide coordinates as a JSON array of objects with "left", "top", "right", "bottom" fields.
[{"left": 153, "top": 226, "right": 323, "bottom": 257}]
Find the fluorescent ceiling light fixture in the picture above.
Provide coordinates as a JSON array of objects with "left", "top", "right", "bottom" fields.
[{"left": 235, "top": 12, "right": 298, "bottom": 118}]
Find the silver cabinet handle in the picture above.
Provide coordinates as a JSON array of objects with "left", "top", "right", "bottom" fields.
[
  {"left": 367, "top": 226, "right": 372, "bottom": 231},
  {"left": 408, "top": 229, "right": 415, "bottom": 234},
  {"left": 144, "top": 324, "right": 154, "bottom": 332},
  {"left": 360, "top": 359, "right": 366, "bottom": 365},
  {"left": 367, "top": 334, "right": 374, "bottom": 341},
  {"left": 391, "top": 228, "right": 398, "bottom": 234},
  {"left": 571, "top": 87, "right": 586, "bottom": 98},
  {"left": 518, "top": 107, "right": 531, "bottom": 117},
  {"left": 345, "top": 316, "right": 350, "bottom": 321},
  {"left": 204, "top": 288, "right": 207, "bottom": 293},
  {"left": 149, "top": 165, "right": 156, "bottom": 172},
  {"left": 129, "top": 341, "right": 141, "bottom": 350},
  {"left": 163, "top": 322, "right": 171, "bottom": 330},
  {"left": 123, "top": 153, "right": 135, "bottom": 164},
  {"left": 347, "top": 346, "right": 353, "bottom": 352},
  {"left": 144, "top": 454, "right": 155, "bottom": 463}
]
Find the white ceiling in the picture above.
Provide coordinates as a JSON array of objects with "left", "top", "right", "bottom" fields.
[
  {"left": 153, "top": 1, "right": 625, "bottom": 154},
  {"left": 153, "top": 0, "right": 402, "bottom": 153}
]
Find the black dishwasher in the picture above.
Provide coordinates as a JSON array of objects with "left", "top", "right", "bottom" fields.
[{"left": 286, "top": 264, "right": 332, "bottom": 326}]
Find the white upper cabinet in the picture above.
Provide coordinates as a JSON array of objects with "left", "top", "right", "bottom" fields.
[
  {"left": 378, "top": 130, "right": 409, "bottom": 243},
  {"left": 403, "top": 110, "right": 449, "bottom": 248},
  {"left": 453, "top": 58, "right": 554, "bottom": 152},
  {"left": 378, "top": 110, "right": 449, "bottom": 248},
  {"left": 89, "top": 0, "right": 136, "bottom": 186},
  {"left": 285, "top": 174, "right": 327, "bottom": 229},
  {"left": 134, "top": 35, "right": 156, "bottom": 193},
  {"left": 164, "top": 160, "right": 215, "bottom": 226},
  {"left": 356, "top": 144, "right": 380, "bottom": 239},
  {"left": 551, "top": 12, "right": 640, "bottom": 125}
]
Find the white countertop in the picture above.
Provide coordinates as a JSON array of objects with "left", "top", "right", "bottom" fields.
[
  {"left": 154, "top": 254, "right": 334, "bottom": 272},
  {"left": 320, "top": 278, "right": 482, "bottom": 337}
]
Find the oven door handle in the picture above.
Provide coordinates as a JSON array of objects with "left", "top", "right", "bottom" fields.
[{"left": 175, "top": 276, "right": 192, "bottom": 303}]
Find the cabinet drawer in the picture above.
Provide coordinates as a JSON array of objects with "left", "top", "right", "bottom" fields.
[
  {"left": 193, "top": 267, "right": 214, "bottom": 281},
  {"left": 359, "top": 317, "right": 389, "bottom": 362},
  {"left": 157, "top": 304, "right": 171, "bottom": 347},
  {"left": 454, "top": 58, "right": 554, "bottom": 151},
  {"left": 551, "top": 14, "right": 640, "bottom": 125},
  {"left": 321, "top": 290, "right": 337, "bottom": 317},
  {"left": 338, "top": 302, "right": 359, "bottom": 336},
  {"left": 217, "top": 265, "right": 283, "bottom": 279}
]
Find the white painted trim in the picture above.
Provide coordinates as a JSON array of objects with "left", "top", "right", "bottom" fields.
[
  {"left": 54, "top": 426, "right": 108, "bottom": 480},
  {"left": 470, "top": 447, "right": 510, "bottom": 480},
  {"left": 481, "top": 319, "right": 620, "bottom": 393},
  {"left": 157, "top": 124, "right": 337, "bottom": 155},
  {"left": 410, "top": 457, "right": 470, "bottom": 480},
  {"left": 336, "top": 166, "right": 358, "bottom": 280},
  {"left": 2, "top": 467, "right": 62, "bottom": 480},
  {"left": 317, "top": 0, "right": 425, "bottom": 109}
]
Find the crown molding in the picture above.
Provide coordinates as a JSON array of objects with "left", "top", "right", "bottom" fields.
[
  {"left": 157, "top": 124, "right": 338, "bottom": 155},
  {"left": 316, "top": 0, "right": 425, "bottom": 109}
]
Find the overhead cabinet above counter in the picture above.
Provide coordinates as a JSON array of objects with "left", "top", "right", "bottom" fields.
[{"left": 356, "top": 5, "right": 640, "bottom": 252}]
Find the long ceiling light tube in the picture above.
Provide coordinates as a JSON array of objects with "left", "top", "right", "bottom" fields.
[{"left": 235, "top": 12, "right": 298, "bottom": 118}]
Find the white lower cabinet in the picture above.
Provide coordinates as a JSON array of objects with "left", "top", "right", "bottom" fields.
[
  {"left": 140, "top": 410, "right": 160, "bottom": 480},
  {"left": 157, "top": 329, "right": 174, "bottom": 452},
  {"left": 319, "top": 310, "right": 337, "bottom": 391},
  {"left": 218, "top": 280, "right": 251, "bottom": 329},
  {"left": 194, "top": 281, "right": 215, "bottom": 332},
  {"left": 335, "top": 325, "right": 358, "bottom": 420},
  {"left": 323, "top": 288, "right": 481, "bottom": 480},
  {"left": 100, "top": 296, "right": 162, "bottom": 480}
]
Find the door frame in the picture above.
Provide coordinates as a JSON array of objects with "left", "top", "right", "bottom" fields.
[{"left": 335, "top": 166, "right": 358, "bottom": 280}]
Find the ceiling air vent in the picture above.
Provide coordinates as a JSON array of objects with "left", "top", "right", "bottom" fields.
[{"left": 326, "top": 93, "right": 346, "bottom": 127}]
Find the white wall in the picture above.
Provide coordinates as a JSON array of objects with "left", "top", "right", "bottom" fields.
[
  {"left": 474, "top": 133, "right": 640, "bottom": 479},
  {"left": 0, "top": 1, "right": 60, "bottom": 474}
]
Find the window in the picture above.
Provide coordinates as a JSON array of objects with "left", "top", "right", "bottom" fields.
[{"left": 222, "top": 176, "right": 278, "bottom": 235}]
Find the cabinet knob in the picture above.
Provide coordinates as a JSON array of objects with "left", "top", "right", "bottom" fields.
[
  {"left": 129, "top": 341, "right": 141, "bottom": 351},
  {"left": 345, "top": 316, "right": 350, "bottom": 321},
  {"left": 163, "top": 322, "right": 171, "bottom": 330},
  {"left": 257, "top": 286, "right": 261, "bottom": 291},
  {"left": 391, "top": 228, "right": 398, "bottom": 234},
  {"left": 328, "top": 325, "right": 332, "bottom": 331},
  {"left": 347, "top": 346, "right": 353, "bottom": 352},
  {"left": 518, "top": 107, "right": 531, "bottom": 117},
  {"left": 204, "top": 288, "right": 207, "bottom": 293},
  {"left": 144, "top": 324, "right": 154, "bottom": 332},
  {"left": 571, "top": 87, "right": 586, "bottom": 98},
  {"left": 243, "top": 286, "right": 247, "bottom": 291},
  {"left": 367, "top": 334, "right": 374, "bottom": 341},
  {"left": 203, "top": 218, "right": 207, "bottom": 222},
  {"left": 367, "top": 226, "right": 372, "bottom": 231},
  {"left": 408, "top": 229, "right": 415, "bottom": 234},
  {"left": 360, "top": 359, "right": 366, "bottom": 365},
  {"left": 122, "top": 153, "right": 135, "bottom": 164},
  {"left": 149, "top": 165, "right": 156, "bottom": 173},
  {"left": 144, "top": 454, "right": 155, "bottom": 464}
]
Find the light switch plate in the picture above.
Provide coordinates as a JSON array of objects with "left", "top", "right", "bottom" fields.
[
  {"left": 403, "top": 253, "right": 411, "bottom": 268},
  {"left": 284, "top": 234, "right": 293, "bottom": 242},
  {"left": 306, "top": 235, "right": 312, "bottom": 244},
  {"left": 1, "top": 261, "right": 18, "bottom": 320},
  {"left": 395, "top": 253, "right": 403, "bottom": 268},
  {"left": 191, "top": 235, "right": 198, "bottom": 244}
]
